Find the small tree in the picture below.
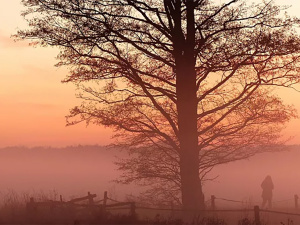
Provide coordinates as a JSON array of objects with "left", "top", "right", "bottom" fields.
[{"left": 17, "top": 0, "right": 300, "bottom": 212}]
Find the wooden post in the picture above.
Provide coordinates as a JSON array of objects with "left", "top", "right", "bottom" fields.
[
  {"left": 26, "top": 197, "right": 36, "bottom": 222},
  {"left": 27, "top": 197, "right": 37, "bottom": 218},
  {"left": 130, "top": 202, "right": 136, "bottom": 218},
  {"left": 103, "top": 191, "right": 108, "bottom": 208},
  {"left": 27, "top": 197, "right": 35, "bottom": 211},
  {"left": 211, "top": 195, "right": 216, "bottom": 210},
  {"left": 88, "top": 192, "right": 94, "bottom": 205},
  {"left": 295, "top": 194, "right": 299, "bottom": 209},
  {"left": 60, "top": 195, "right": 63, "bottom": 202},
  {"left": 254, "top": 205, "right": 261, "bottom": 225}
]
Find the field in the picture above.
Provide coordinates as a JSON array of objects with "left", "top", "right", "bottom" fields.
[
  {"left": 2, "top": 146, "right": 300, "bottom": 224},
  {"left": 1, "top": 189, "right": 300, "bottom": 225}
]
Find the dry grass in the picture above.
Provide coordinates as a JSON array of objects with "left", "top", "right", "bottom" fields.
[{"left": 0, "top": 190, "right": 299, "bottom": 225}]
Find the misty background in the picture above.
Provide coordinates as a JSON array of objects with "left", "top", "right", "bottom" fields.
[{"left": 1, "top": 145, "right": 299, "bottom": 208}]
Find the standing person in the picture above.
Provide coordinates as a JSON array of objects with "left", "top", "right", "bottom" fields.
[{"left": 261, "top": 175, "right": 274, "bottom": 208}]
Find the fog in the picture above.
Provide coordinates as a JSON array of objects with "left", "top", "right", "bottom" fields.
[
  {"left": 0, "top": 146, "right": 128, "bottom": 201},
  {"left": 1, "top": 145, "right": 300, "bottom": 208},
  {"left": 205, "top": 147, "right": 300, "bottom": 208}
]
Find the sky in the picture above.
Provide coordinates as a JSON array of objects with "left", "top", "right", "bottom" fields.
[
  {"left": 0, "top": 0, "right": 113, "bottom": 147},
  {"left": 1, "top": 0, "right": 300, "bottom": 148}
]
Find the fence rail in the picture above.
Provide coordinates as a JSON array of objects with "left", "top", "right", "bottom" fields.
[
  {"left": 24, "top": 191, "right": 300, "bottom": 225},
  {"left": 210, "top": 194, "right": 300, "bottom": 209}
]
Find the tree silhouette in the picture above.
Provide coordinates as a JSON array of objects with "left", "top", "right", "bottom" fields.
[{"left": 17, "top": 0, "right": 300, "bottom": 212}]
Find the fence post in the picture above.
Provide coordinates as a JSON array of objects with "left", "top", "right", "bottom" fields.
[
  {"left": 254, "top": 205, "right": 261, "bottom": 225},
  {"left": 295, "top": 194, "right": 298, "bottom": 209},
  {"left": 27, "top": 197, "right": 32, "bottom": 211},
  {"left": 60, "top": 195, "right": 63, "bottom": 202},
  {"left": 130, "top": 202, "right": 136, "bottom": 218},
  {"left": 27, "top": 197, "right": 36, "bottom": 222},
  {"left": 211, "top": 195, "right": 216, "bottom": 210},
  {"left": 27, "top": 197, "right": 36, "bottom": 212},
  {"left": 88, "top": 192, "right": 94, "bottom": 205},
  {"left": 103, "top": 191, "right": 108, "bottom": 208}
]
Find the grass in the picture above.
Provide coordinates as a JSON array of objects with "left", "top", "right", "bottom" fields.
[{"left": 0, "top": 190, "right": 299, "bottom": 225}]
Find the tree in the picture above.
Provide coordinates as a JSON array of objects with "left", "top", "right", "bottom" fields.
[
  {"left": 114, "top": 89, "right": 296, "bottom": 206},
  {"left": 17, "top": 0, "right": 300, "bottom": 212}
]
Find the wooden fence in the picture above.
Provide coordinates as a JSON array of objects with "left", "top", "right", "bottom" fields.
[
  {"left": 210, "top": 194, "right": 300, "bottom": 210},
  {"left": 24, "top": 192, "right": 300, "bottom": 225},
  {"left": 25, "top": 191, "right": 136, "bottom": 224}
]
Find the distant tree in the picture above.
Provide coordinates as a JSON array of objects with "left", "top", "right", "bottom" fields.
[{"left": 17, "top": 0, "right": 300, "bottom": 212}]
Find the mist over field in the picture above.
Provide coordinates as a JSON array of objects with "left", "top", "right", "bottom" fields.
[
  {"left": 1, "top": 145, "right": 300, "bottom": 208},
  {"left": 0, "top": 146, "right": 133, "bottom": 202},
  {"left": 205, "top": 146, "right": 300, "bottom": 208}
]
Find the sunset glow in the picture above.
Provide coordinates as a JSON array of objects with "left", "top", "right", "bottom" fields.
[
  {"left": 3, "top": 1, "right": 300, "bottom": 223},
  {"left": 0, "top": 0, "right": 113, "bottom": 147},
  {"left": 1, "top": 0, "right": 300, "bottom": 147}
]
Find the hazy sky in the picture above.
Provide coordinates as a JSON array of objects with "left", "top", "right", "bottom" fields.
[
  {"left": 1, "top": 0, "right": 300, "bottom": 147},
  {"left": 0, "top": 0, "right": 113, "bottom": 147}
]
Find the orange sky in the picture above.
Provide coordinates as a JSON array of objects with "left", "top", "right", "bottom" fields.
[
  {"left": 0, "top": 0, "right": 113, "bottom": 147},
  {"left": 1, "top": 0, "right": 300, "bottom": 147}
]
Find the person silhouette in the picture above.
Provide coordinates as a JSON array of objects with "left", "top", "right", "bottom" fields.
[{"left": 261, "top": 175, "right": 274, "bottom": 208}]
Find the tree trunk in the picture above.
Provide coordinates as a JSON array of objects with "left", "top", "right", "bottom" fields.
[
  {"left": 177, "top": 60, "right": 204, "bottom": 213},
  {"left": 173, "top": 0, "right": 204, "bottom": 213}
]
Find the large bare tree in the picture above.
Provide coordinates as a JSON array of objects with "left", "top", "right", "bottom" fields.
[{"left": 17, "top": 0, "right": 300, "bottom": 212}]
